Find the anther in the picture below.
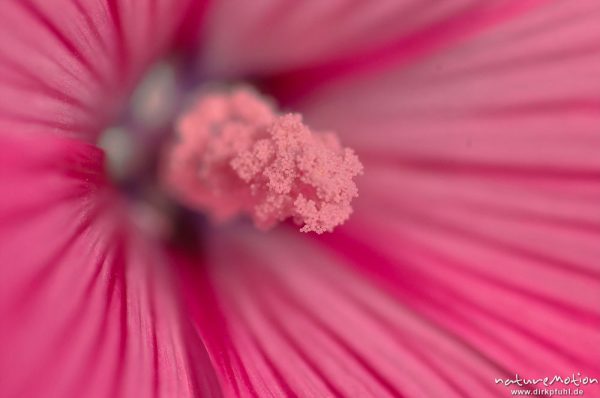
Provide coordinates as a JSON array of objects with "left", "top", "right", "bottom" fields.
[{"left": 161, "top": 87, "right": 363, "bottom": 233}]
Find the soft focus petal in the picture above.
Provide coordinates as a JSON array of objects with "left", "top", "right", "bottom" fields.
[
  {"left": 295, "top": 0, "right": 600, "bottom": 383},
  {"left": 0, "top": 0, "right": 203, "bottom": 141},
  {"left": 0, "top": 1, "right": 219, "bottom": 395},
  {"left": 301, "top": 2, "right": 600, "bottom": 168},
  {"left": 201, "top": 0, "right": 476, "bottom": 74},
  {"left": 200, "top": 0, "right": 540, "bottom": 84},
  {"left": 184, "top": 228, "right": 535, "bottom": 397},
  {"left": 0, "top": 133, "right": 220, "bottom": 398}
]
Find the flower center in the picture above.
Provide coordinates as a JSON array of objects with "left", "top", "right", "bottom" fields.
[{"left": 161, "top": 87, "right": 363, "bottom": 234}]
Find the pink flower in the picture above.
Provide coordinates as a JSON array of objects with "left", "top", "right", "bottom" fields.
[{"left": 1, "top": 1, "right": 599, "bottom": 397}]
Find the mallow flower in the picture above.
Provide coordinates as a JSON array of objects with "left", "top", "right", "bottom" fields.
[{"left": 1, "top": 1, "right": 599, "bottom": 397}]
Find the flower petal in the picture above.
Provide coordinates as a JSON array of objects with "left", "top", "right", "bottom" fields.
[
  {"left": 0, "top": 0, "right": 203, "bottom": 140},
  {"left": 184, "top": 227, "right": 542, "bottom": 397},
  {"left": 293, "top": 0, "right": 600, "bottom": 383},
  {"left": 300, "top": 1, "right": 600, "bottom": 169},
  {"left": 0, "top": 133, "right": 220, "bottom": 398},
  {"left": 200, "top": 0, "right": 534, "bottom": 79}
]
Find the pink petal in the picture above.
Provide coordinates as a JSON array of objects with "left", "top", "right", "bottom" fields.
[
  {"left": 260, "top": 0, "right": 547, "bottom": 102},
  {"left": 300, "top": 1, "right": 600, "bottom": 169},
  {"left": 294, "top": 0, "right": 600, "bottom": 382},
  {"left": 183, "top": 227, "right": 538, "bottom": 397},
  {"left": 0, "top": 0, "right": 204, "bottom": 141},
  {"left": 0, "top": 133, "right": 221, "bottom": 397},
  {"left": 0, "top": 3, "right": 218, "bottom": 394},
  {"left": 200, "top": 0, "right": 520, "bottom": 78}
]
